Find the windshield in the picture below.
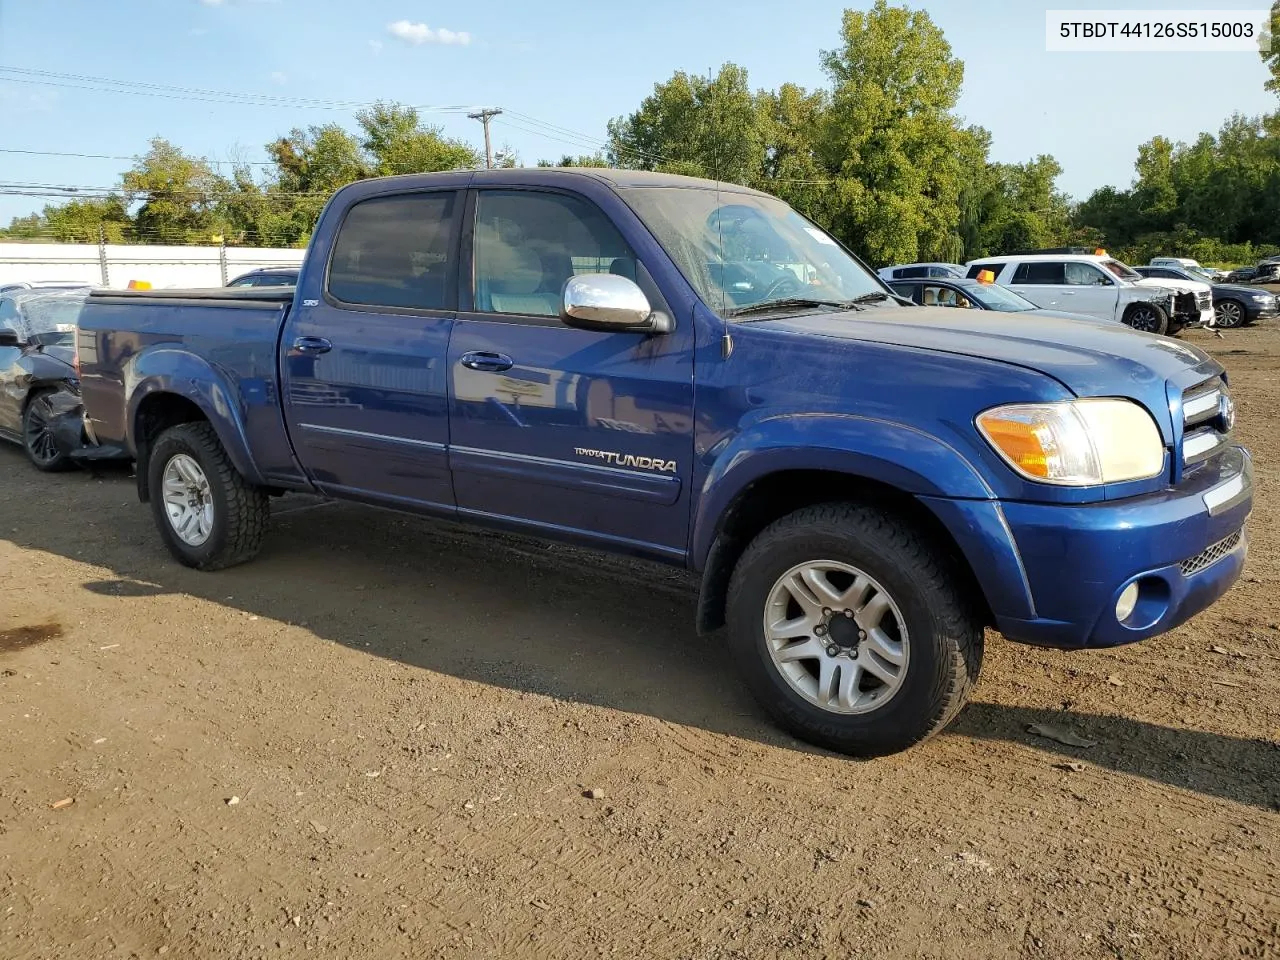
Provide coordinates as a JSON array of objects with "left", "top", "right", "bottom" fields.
[
  {"left": 1101, "top": 258, "right": 1143, "bottom": 282},
  {"left": 966, "top": 283, "right": 1039, "bottom": 312},
  {"left": 1184, "top": 265, "right": 1216, "bottom": 282},
  {"left": 621, "top": 187, "right": 887, "bottom": 318},
  {"left": 18, "top": 297, "right": 84, "bottom": 345}
]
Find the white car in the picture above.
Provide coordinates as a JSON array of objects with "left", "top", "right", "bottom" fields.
[
  {"left": 1151, "top": 257, "right": 1229, "bottom": 281},
  {"left": 965, "top": 253, "right": 1211, "bottom": 334}
]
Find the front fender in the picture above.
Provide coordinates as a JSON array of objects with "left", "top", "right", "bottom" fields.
[
  {"left": 125, "top": 346, "right": 263, "bottom": 485},
  {"left": 690, "top": 412, "right": 995, "bottom": 569}
]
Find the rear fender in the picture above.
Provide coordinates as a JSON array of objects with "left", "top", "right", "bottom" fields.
[
  {"left": 691, "top": 413, "right": 995, "bottom": 570},
  {"left": 127, "top": 346, "right": 262, "bottom": 488}
]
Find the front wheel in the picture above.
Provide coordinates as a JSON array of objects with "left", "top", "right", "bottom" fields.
[
  {"left": 1213, "top": 299, "right": 1246, "bottom": 329},
  {"left": 147, "top": 422, "right": 269, "bottom": 570},
  {"left": 1122, "top": 302, "right": 1169, "bottom": 335},
  {"left": 725, "top": 503, "right": 984, "bottom": 757}
]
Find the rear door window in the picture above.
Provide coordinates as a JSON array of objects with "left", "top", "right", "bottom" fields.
[
  {"left": 1011, "top": 261, "right": 1066, "bottom": 284},
  {"left": 328, "top": 191, "right": 458, "bottom": 311}
]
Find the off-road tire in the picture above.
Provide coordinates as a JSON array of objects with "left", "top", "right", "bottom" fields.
[
  {"left": 147, "top": 422, "right": 269, "bottom": 570},
  {"left": 725, "top": 502, "right": 983, "bottom": 757}
]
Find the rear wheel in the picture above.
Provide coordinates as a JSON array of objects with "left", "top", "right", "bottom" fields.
[
  {"left": 148, "top": 422, "right": 269, "bottom": 570},
  {"left": 1213, "top": 299, "right": 1246, "bottom": 329},
  {"left": 725, "top": 503, "right": 984, "bottom": 757},
  {"left": 22, "top": 389, "right": 72, "bottom": 472},
  {"left": 1123, "top": 302, "right": 1168, "bottom": 335}
]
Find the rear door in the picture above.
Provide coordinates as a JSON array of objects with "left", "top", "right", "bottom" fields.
[
  {"left": 280, "top": 188, "right": 462, "bottom": 509},
  {"left": 446, "top": 187, "right": 695, "bottom": 561}
]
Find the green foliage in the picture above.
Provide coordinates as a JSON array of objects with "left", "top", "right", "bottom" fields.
[
  {"left": 1264, "top": 2, "right": 1279, "bottom": 96},
  {"left": 123, "top": 138, "right": 231, "bottom": 244},
  {"left": 355, "top": 102, "right": 480, "bottom": 177},
  {"left": 608, "top": 64, "right": 763, "bottom": 185},
  {"left": 1075, "top": 111, "right": 1280, "bottom": 262}
]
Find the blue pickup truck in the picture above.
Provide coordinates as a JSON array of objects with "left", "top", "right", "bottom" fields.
[{"left": 75, "top": 169, "right": 1252, "bottom": 756}]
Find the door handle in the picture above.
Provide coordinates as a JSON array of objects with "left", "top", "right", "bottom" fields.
[
  {"left": 293, "top": 336, "right": 333, "bottom": 354},
  {"left": 460, "top": 351, "right": 514, "bottom": 372}
]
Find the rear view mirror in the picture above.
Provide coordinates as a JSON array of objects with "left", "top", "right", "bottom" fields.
[{"left": 561, "top": 274, "right": 672, "bottom": 334}]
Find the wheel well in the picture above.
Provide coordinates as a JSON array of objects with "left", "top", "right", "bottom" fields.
[
  {"left": 134, "top": 394, "right": 208, "bottom": 502},
  {"left": 695, "top": 470, "right": 994, "bottom": 635}
]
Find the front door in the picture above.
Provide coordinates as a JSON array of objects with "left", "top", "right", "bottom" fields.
[
  {"left": 447, "top": 188, "right": 695, "bottom": 561},
  {"left": 281, "top": 189, "right": 461, "bottom": 509}
]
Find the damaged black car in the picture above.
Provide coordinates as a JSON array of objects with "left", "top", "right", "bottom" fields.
[{"left": 0, "top": 288, "right": 122, "bottom": 471}]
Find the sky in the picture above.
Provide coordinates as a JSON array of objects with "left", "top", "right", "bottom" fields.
[{"left": 0, "top": 0, "right": 1275, "bottom": 224}]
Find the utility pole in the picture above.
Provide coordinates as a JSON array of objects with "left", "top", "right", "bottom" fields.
[{"left": 467, "top": 108, "right": 502, "bottom": 169}]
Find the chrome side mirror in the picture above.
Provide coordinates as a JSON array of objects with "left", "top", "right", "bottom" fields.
[{"left": 561, "top": 274, "right": 672, "bottom": 334}]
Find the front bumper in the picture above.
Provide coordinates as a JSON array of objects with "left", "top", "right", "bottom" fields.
[
  {"left": 1244, "top": 301, "right": 1279, "bottom": 322},
  {"left": 922, "top": 446, "right": 1253, "bottom": 650}
]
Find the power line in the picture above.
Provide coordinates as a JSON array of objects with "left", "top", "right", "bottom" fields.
[
  {"left": 0, "top": 66, "right": 478, "bottom": 114},
  {"left": 0, "top": 147, "right": 277, "bottom": 167}
]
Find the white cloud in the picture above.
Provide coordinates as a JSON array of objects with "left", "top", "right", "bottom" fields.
[
  {"left": 387, "top": 19, "right": 472, "bottom": 46},
  {"left": 270, "top": 71, "right": 288, "bottom": 85}
]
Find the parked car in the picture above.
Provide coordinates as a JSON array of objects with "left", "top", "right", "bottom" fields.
[
  {"left": 76, "top": 168, "right": 1251, "bottom": 758},
  {"left": 1149, "top": 257, "right": 1229, "bottom": 281},
  {"left": 0, "top": 280, "right": 91, "bottom": 295},
  {"left": 1133, "top": 265, "right": 1280, "bottom": 328},
  {"left": 1225, "top": 262, "right": 1280, "bottom": 285},
  {"left": 227, "top": 267, "right": 300, "bottom": 288},
  {"left": 965, "top": 253, "right": 1207, "bottom": 334},
  {"left": 0, "top": 290, "right": 91, "bottom": 470},
  {"left": 876, "top": 262, "right": 965, "bottom": 282},
  {"left": 886, "top": 276, "right": 1116, "bottom": 324}
]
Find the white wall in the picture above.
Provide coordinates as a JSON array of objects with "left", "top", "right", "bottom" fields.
[{"left": 0, "top": 242, "right": 306, "bottom": 290}]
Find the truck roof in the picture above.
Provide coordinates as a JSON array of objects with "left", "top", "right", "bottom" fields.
[
  {"left": 334, "top": 167, "right": 773, "bottom": 197},
  {"left": 969, "top": 253, "right": 1119, "bottom": 265}
]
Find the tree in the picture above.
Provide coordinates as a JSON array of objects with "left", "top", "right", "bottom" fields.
[
  {"left": 355, "top": 102, "right": 479, "bottom": 176},
  {"left": 817, "top": 1, "right": 971, "bottom": 263},
  {"left": 608, "top": 63, "right": 764, "bottom": 185},
  {"left": 756, "top": 83, "right": 830, "bottom": 219},
  {"left": 536, "top": 153, "right": 610, "bottom": 167},
  {"left": 122, "top": 138, "right": 230, "bottom": 244},
  {"left": 1264, "top": 1, "right": 1279, "bottom": 96}
]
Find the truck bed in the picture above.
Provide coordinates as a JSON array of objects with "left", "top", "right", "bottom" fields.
[{"left": 78, "top": 285, "right": 301, "bottom": 486}]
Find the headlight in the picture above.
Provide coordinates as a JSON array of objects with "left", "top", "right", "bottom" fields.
[
  {"left": 1251, "top": 294, "right": 1274, "bottom": 303},
  {"left": 976, "top": 399, "right": 1165, "bottom": 485}
]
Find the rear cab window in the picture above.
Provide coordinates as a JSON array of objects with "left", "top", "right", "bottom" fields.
[
  {"left": 327, "top": 191, "right": 458, "bottom": 311},
  {"left": 966, "top": 262, "right": 1004, "bottom": 280}
]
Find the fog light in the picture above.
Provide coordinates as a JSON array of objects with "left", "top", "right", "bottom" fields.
[{"left": 1115, "top": 582, "right": 1140, "bottom": 622}]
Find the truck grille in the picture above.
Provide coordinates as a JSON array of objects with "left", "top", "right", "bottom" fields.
[
  {"left": 1178, "top": 528, "right": 1243, "bottom": 576},
  {"left": 1195, "top": 291, "right": 1211, "bottom": 310},
  {"left": 1180, "top": 377, "right": 1231, "bottom": 468}
]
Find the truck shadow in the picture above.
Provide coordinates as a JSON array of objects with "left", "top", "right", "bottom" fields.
[{"left": 4, "top": 454, "right": 1277, "bottom": 812}]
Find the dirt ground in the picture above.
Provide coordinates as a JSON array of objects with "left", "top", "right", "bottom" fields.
[{"left": 1, "top": 326, "right": 1277, "bottom": 960}]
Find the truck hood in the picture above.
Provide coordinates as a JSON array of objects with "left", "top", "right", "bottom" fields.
[{"left": 761, "top": 305, "right": 1222, "bottom": 400}]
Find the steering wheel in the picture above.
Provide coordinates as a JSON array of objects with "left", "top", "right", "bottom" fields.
[{"left": 759, "top": 273, "right": 804, "bottom": 302}]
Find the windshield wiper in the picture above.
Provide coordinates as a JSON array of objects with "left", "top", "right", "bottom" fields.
[
  {"left": 726, "top": 297, "right": 856, "bottom": 319},
  {"left": 847, "top": 291, "right": 892, "bottom": 304}
]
